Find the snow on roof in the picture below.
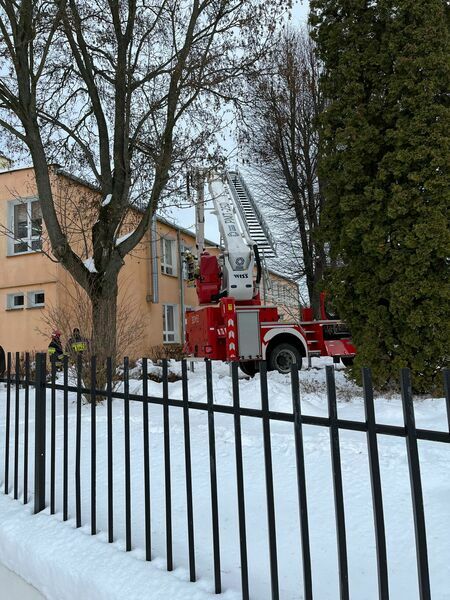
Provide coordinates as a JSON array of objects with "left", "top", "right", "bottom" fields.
[
  {"left": 55, "top": 167, "right": 100, "bottom": 192},
  {"left": 0, "top": 164, "right": 34, "bottom": 175}
]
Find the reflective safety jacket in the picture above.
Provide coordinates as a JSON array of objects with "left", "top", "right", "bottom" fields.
[
  {"left": 48, "top": 339, "right": 64, "bottom": 357},
  {"left": 68, "top": 337, "right": 88, "bottom": 353}
]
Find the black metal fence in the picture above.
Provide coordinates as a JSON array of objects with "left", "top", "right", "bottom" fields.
[{"left": 0, "top": 351, "right": 449, "bottom": 600}]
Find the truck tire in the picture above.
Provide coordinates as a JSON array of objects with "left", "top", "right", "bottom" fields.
[
  {"left": 239, "top": 361, "right": 258, "bottom": 377},
  {"left": 341, "top": 356, "right": 354, "bottom": 367},
  {"left": 268, "top": 343, "right": 302, "bottom": 374},
  {"left": 0, "top": 346, "right": 5, "bottom": 378}
]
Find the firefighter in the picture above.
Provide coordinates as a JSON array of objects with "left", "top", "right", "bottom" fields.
[
  {"left": 67, "top": 328, "right": 88, "bottom": 355},
  {"left": 184, "top": 250, "right": 198, "bottom": 283},
  {"left": 48, "top": 330, "right": 64, "bottom": 367}
]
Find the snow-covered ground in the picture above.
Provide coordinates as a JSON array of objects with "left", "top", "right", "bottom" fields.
[
  {"left": 0, "top": 358, "right": 449, "bottom": 600},
  {"left": 0, "top": 559, "right": 44, "bottom": 600}
]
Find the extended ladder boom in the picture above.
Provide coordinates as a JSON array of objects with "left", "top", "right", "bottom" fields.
[{"left": 208, "top": 173, "right": 256, "bottom": 301}]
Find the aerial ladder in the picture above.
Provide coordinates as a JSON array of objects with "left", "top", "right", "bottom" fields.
[{"left": 184, "top": 170, "right": 356, "bottom": 375}]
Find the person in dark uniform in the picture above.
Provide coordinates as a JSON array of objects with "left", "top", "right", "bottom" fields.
[
  {"left": 67, "top": 328, "right": 88, "bottom": 356},
  {"left": 48, "top": 330, "right": 64, "bottom": 365}
]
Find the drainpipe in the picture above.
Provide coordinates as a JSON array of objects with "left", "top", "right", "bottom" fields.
[
  {"left": 147, "top": 214, "right": 159, "bottom": 303},
  {"left": 146, "top": 218, "right": 152, "bottom": 302}
]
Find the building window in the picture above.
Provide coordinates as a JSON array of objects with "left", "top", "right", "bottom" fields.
[
  {"left": 163, "top": 304, "right": 178, "bottom": 343},
  {"left": 9, "top": 198, "right": 42, "bottom": 255},
  {"left": 6, "top": 293, "right": 25, "bottom": 310},
  {"left": 160, "top": 237, "right": 176, "bottom": 276},
  {"left": 28, "top": 290, "right": 45, "bottom": 308}
]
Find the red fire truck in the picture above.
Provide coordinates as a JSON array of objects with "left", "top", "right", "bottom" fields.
[{"left": 185, "top": 171, "right": 355, "bottom": 375}]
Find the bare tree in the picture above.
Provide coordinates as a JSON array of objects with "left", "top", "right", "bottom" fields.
[
  {"left": 38, "top": 272, "right": 147, "bottom": 390},
  {"left": 0, "top": 0, "right": 288, "bottom": 361},
  {"left": 241, "top": 26, "right": 326, "bottom": 317}
]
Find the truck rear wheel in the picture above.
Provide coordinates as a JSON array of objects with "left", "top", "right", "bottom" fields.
[
  {"left": 269, "top": 343, "right": 302, "bottom": 374},
  {"left": 239, "top": 361, "right": 258, "bottom": 377}
]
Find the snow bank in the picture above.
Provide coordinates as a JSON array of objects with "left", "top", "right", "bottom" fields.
[
  {"left": 0, "top": 359, "right": 449, "bottom": 599},
  {"left": 0, "top": 560, "right": 44, "bottom": 600},
  {"left": 0, "top": 494, "right": 236, "bottom": 600}
]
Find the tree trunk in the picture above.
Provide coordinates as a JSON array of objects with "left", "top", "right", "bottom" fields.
[
  {"left": 311, "top": 258, "right": 324, "bottom": 319},
  {"left": 89, "top": 276, "right": 119, "bottom": 392},
  {"left": 291, "top": 193, "right": 323, "bottom": 318},
  {"left": 91, "top": 281, "right": 118, "bottom": 359}
]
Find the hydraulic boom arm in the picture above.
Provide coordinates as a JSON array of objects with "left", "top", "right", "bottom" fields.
[{"left": 194, "top": 171, "right": 259, "bottom": 303}]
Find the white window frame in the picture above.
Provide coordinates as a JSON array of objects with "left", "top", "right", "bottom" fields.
[
  {"left": 160, "top": 237, "right": 177, "bottom": 276},
  {"left": 8, "top": 197, "right": 42, "bottom": 256},
  {"left": 27, "top": 290, "right": 45, "bottom": 308},
  {"left": 6, "top": 292, "right": 25, "bottom": 310},
  {"left": 163, "top": 304, "right": 179, "bottom": 343}
]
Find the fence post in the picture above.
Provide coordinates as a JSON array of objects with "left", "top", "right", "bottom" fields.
[
  {"left": 362, "top": 367, "right": 389, "bottom": 600},
  {"left": 400, "top": 368, "right": 431, "bottom": 600},
  {"left": 443, "top": 369, "right": 450, "bottom": 434},
  {"left": 34, "top": 353, "right": 47, "bottom": 514},
  {"left": 326, "top": 365, "right": 349, "bottom": 600}
]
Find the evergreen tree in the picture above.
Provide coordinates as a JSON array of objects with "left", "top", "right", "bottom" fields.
[{"left": 310, "top": 0, "right": 449, "bottom": 392}]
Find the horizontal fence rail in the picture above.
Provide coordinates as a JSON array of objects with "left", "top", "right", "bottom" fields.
[{"left": 0, "top": 352, "right": 449, "bottom": 600}]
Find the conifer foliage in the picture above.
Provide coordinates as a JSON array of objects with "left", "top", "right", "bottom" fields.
[{"left": 310, "top": 0, "right": 449, "bottom": 391}]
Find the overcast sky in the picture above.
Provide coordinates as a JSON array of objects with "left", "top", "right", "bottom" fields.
[{"left": 165, "top": 0, "right": 310, "bottom": 245}]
